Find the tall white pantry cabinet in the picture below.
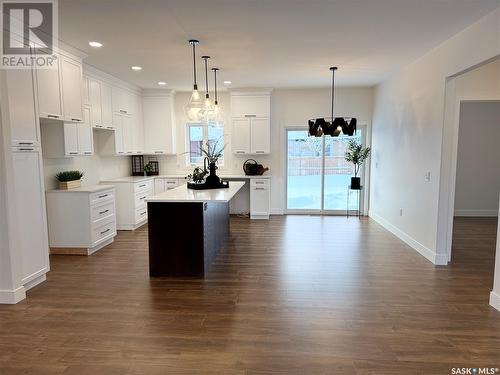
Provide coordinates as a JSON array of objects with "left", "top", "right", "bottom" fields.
[{"left": 0, "top": 67, "right": 50, "bottom": 295}]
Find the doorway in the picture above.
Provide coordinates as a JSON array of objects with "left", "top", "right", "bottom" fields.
[{"left": 285, "top": 127, "right": 366, "bottom": 214}]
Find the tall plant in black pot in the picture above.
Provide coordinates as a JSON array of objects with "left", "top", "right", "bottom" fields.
[
  {"left": 199, "top": 138, "right": 226, "bottom": 188},
  {"left": 345, "top": 140, "right": 371, "bottom": 190}
]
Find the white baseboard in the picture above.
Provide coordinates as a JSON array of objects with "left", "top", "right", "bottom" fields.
[
  {"left": 369, "top": 211, "right": 447, "bottom": 265},
  {"left": 24, "top": 274, "right": 46, "bottom": 291},
  {"left": 454, "top": 209, "right": 498, "bottom": 217},
  {"left": 490, "top": 291, "right": 500, "bottom": 312},
  {"left": 0, "top": 286, "right": 26, "bottom": 304}
]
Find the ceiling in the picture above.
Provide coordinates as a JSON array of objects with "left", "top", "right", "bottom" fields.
[{"left": 58, "top": 0, "right": 499, "bottom": 90}]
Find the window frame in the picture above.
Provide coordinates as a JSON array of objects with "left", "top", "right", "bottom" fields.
[{"left": 185, "top": 123, "right": 225, "bottom": 167}]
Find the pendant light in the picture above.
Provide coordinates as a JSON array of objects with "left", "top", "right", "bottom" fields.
[
  {"left": 308, "top": 67, "right": 357, "bottom": 137},
  {"left": 184, "top": 39, "right": 204, "bottom": 122},
  {"left": 210, "top": 67, "right": 224, "bottom": 126},
  {"left": 198, "top": 55, "right": 215, "bottom": 123}
]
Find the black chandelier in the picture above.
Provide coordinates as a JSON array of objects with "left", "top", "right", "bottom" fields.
[{"left": 308, "top": 67, "right": 357, "bottom": 137}]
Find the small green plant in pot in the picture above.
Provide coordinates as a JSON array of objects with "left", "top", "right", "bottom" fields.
[
  {"left": 144, "top": 163, "right": 154, "bottom": 176},
  {"left": 55, "top": 170, "right": 84, "bottom": 190},
  {"left": 344, "top": 140, "right": 370, "bottom": 190}
]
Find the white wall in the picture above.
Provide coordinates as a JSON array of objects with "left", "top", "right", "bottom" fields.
[
  {"left": 157, "top": 87, "right": 373, "bottom": 214},
  {"left": 454, "top": 101, "right": 500, "bottom": 217},
  {"left": 370, "top": 8, "right": 500, "bottom": 265}
]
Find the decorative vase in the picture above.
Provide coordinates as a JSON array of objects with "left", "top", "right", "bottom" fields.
[
  {"left": 59, "top": 179, "right": 81, "bottom": 190},
  {"left": 350, "top": 177, "right": 361, "bottom": 190},
  {"left": 204, "top": 160, "right": 221, "bottom": 187}
]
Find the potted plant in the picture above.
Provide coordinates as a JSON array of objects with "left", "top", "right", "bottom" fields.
[
  {"left": 144, "top": 162, "right": 154, "bottom": 176},
  {"left": 344, "top": 140, "right": 370, "bottom": 190},
  {"left": 198, "top": 138, "right": 227, "bottom": 187},
  {"left": 55, "top": 170, "right": 84, "bottom": 190},
  {"left": 187, "top": 167, "right": 208, "bottom": 184}
]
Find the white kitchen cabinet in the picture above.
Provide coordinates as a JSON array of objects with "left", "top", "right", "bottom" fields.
[
  {"left": 46, "top": 186, "right": 117, "bottom": 255},
  {"left": 3, "top": 69, "right": 40, "bottom": 147},
  {"left": 123, "top": 114, "right": 134, "bottom": 154},
  {"left": 232, "top": 118, "right": 251, "bottom": 154},
  {"left": 100, "top": 178, "right": 154, "bottom": 230},
  {"left": 112, "top": 86, "right": 133, "bottom": 114},
  {"left": 89, "top": 78, "right": 102, "bottom": 128},
  {"left": 143, "top": 93, "right": 176, "bottom": 155},
  {"left": 250, "top": 178, "right": 270, "bottom": 219},
  {"left": 78, "top": 105, "right": 94, "bottom": 155},
  {"left": 60, "top": 56, "right": 83, "bottom": 122},
  {"left": 250, "top": 118, "right": 270, "bottom": 154},
  {"left": 230, "top": 91, "right": 271, "bottom": 155},
  {"left": 154, "top": 177, "right": 182, "bottom": 194},
  {"left": 63, "top": 123, "right": 79, "bottom": 156},
  {"left": 82, "top": 75, "right": 90, "bottom": 105},
  {"left": 36, "top": 56, "right": 63, "bottom": 120},
  {"left": 101, "top": 83, "right": 113, "bottom": 129},
  {"left": 231, "top": 95, "right": 270, "bottom": 118},
  {"left": 41, "top": 105, "right": 93, "bottom": 157},
  {"left": 11, "top": 148, "right": 49, "bottom": 286}
]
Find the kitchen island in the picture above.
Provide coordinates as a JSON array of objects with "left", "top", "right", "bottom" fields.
[{"left": 146, "top": 181, "right": 245, "bottom": 277}]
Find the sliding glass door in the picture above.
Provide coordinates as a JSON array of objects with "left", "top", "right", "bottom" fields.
[{"left": 286, "top": 128, "right": 364, "bottom": 213}]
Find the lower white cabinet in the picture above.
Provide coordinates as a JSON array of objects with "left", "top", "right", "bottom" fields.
[
  {"left": 250, "top": 178, "right": 270, "bottom": 219},
  {"left": 46, "top": 186, "right": 117, "bottom": 255},
  {"left": 11, "top": 147, "right": 50, "bottom": 287},
  {"left": 101, "top": 178, "right": 154, "bottom": 230},
  {"left": 153, "top": 177, "right": 185, "bottom": 194}
]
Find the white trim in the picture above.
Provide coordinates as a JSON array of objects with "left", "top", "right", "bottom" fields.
[
  {"left": 0, "top": 286, "right": 26, "bottom": 304},
  {"left": 270, "top": 208, "right": 284, "bottom": 215},
  {"left": 490, "top": 291, "right": 500, "bottom": 312},
  {"left": 369, "top": 210, "right": 448, "bottom": 265},
  {"left": 454, "top": 209, "right": 498, "bottom": 217},
  {"left": 24, "top": 274, "right": 46, "bottom": 291}
]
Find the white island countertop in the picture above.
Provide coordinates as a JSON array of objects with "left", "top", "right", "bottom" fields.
[
  {"left": 46, "top": 184, "right": 115, "bottom": 193},
  {"left": 146, "top": 181, "right": 245, "bottom": 203}
]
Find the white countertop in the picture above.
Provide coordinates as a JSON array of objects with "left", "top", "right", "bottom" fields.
[
  {"left": 156, "top": 174, "right": 271, "bottom": 179},
  {"left": 100, "top": 176, "right": 154, "bottom": 183},
  {"left": 46, "top": 184, "right": 115, "bottom": 193},
  {"left": 146, "top": 181, "right": 246, "bottom": 203}
]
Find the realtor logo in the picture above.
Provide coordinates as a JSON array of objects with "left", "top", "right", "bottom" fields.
[{"left": 1, "top": 0, "right": 58, "bottom": 69}]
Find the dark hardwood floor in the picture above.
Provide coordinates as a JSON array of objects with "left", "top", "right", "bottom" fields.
[{"left": 0, "top": 215, "right": 499, "bottom": 374}]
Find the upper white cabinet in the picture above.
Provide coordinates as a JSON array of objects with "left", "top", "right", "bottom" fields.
[
  {"left": 78, "top": 105, "right": 94, "bottom": 155},
  {"left": 36, "top": 55, "right": 63, "bottom": 120},
  {"left": 230, "top": 90, "right": 271, "bottom": 155},
  {"left": 3, "top": 69, "right": 40, "bottom": 147},
  {"left": 101, "top": 83, "right": 113, "bottom": 129},
  {"left": 89, "top": 78, "right": 102, "bottom": 128},
  {"left": 112, "top": 86, "right": 132, "bottom": 114},
  {"left": 60, "top": 56, "right": 84, "bottom": 123},
  {"left": 231, "top": 95, "right": 270, "bottom": 118},
  {"left": 142, "top": 91, "right": 176, "bottom": 155}
]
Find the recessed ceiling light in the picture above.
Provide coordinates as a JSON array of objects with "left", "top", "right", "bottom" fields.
[
  {"left": 158, "top": 81, "right": 166, "bottom": 86},
  {"left": 131, "top": 66, "right": 142, "bottom": 71},
  {"left": 88, "top": 41, "right": 103, "bottom": 48},
  {"left": 223, "top": 80, "right": 232, "bottom": 85}
]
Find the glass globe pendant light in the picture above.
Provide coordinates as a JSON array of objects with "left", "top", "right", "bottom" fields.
[
  {"left": 198, "top": 55, "right": 215, "bottom": 123},
  {"left": 184, "top": 40, "right": 203, "bottom": 122},
  {"left": 210, "top": 67, "right": 224, "bottom": 126}
]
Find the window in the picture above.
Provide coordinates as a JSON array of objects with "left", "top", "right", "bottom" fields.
[{"left": 186, "top": 124, "right": 225, "bottom": 166}]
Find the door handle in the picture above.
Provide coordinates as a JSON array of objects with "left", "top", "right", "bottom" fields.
[{"left": 99, "top": 209, "right": 109, "bottom": 215}]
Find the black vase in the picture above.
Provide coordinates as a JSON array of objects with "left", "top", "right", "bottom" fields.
[
  {"left": 204, "top": 160, "right": 221, "bottom": 187},
  {"left": 351, "top": 177, "right": 361, "bottom": 190}
]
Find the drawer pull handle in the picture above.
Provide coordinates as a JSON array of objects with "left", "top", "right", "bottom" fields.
[
  {"left": 236, "top": 151, "right": 245, "bottom": 154},
  {"left": 154, "top": 151, "right": 163, "bottom": 154},
  {"left": 96, "top": 125, "right": 103, "bottom": 128},
  {"left": 100, "top": 228, "right": 110, "bottom": 235},
  {"left": 119, "top": 110, "right": 127, "bottom": 114},
  {"left": 69, "top": 152, "right": 78, "bottom": 155},
  {"left": 118, "top": 152, "right": 124, "bottom": 154},
  {"left": 244, "top": 114, "right": 257, "bottom": 117},
  {"left": 255, "top": 187, "right": 266, "bottom": 190},
  {"left": 19, "top": 148, "right": 34, "bottom": 151},
  {"left": 139, "top": 184, "right": 146, "bottom": 188},
  {"left": 255, "top": 181, "right": 264, "bottom": 184},
  {"left": 256, "top": 151, "right": 265, "bottom": 154},
  {"left": 106, "top": 126, "right": 113, "bottom": 129},
  {"left": 84, "top": 152, "right": 92, "bottom": 155},
  {"left": 99, "top": 209, "right": 109, "bottom": 215},
  {"left": 71, "top": 118, "right": 81, "bottom": 122},
  {"left": 140, "top": 196, "right": 146, "bottom": 200},
  {"left": 47, "top": 114, "right": 59, "bottom": 118},
  {"left": 18, "top": 142, "right": 34, "bottom": 145},
  {"left": 140, "top": 211, "right": 146, "bottom": 216},
  {"left": 98, "top": 194, "right": 108, "bottom": 199}
]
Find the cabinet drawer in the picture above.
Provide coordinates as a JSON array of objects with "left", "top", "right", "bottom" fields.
[
  {"left": 164, "top": 178, "right": 179, "bottom": 189},
  {"left": 92, "top": 219, "right": 116, "bottom": 245},
  {"left": 250, "top": 179, "right": 269, "bottom": 188},
  {"left": 90, "top": 200, "right": 115, "bottom": 223},
  {"left": 135, "top": 188, "right": 153, "bottom": 208},
  {"left": 134, "top": 180, "right": 153, "bottom": 194},
  {"left": 90, "top": 189, "right": 114, "bottom": 205},
  {"left": 135, "top": 206, "right": 148, "bottom": 223}
]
